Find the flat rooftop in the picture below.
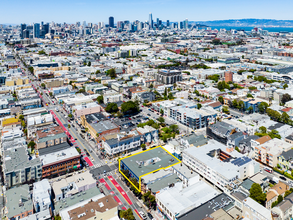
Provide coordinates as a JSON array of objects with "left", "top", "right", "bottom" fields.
[
  {"left": 39, "top": 147, "right": 79, "bottom": 166},
  {"left": 120, "top": 146, "right": 180, "bottom": 178},
  {"left": 157, "top": 181, "right": 219, "bottom": 218}
]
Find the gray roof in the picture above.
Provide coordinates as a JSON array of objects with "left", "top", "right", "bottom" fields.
[
  {"left": 148, "top": 174, "right": 181, "bottom": 193},
  {"left": 4, "top": 146, "right": 41, "bottom": 173},
  {"left": 182, "top": 134, "right": 207, "bottom": 146},
  {"left": 239, "top": 135, "right": 259, "bottom": 146},
  {"left": 177, "top": 193, "right": 235, "bottom": 220},
  {"left": 209, "top": 121, "right": 235, "bottom": 136},
  {"left": 54, "top": 187, "right": 101, "bottom": 214},
  {"left": 121, "top": 147, "right": 180, "bottom": 178},
  {"left": 6, "top": 185, "right": 33, "bottom": 218},
  {"left": 240, "top": 179, "right": 255, "bottom": 191},
  {"left": 229, "top": 132, "right": 244, "bottom": 140},
  {"left": 38, "top": 132, "right": 67, "bottom": 143},
  {"left": 276, "top": 200, "right": 293, "bottom": 212},
  {"left": 38, "top": 142, "right": 71, "bottom": 156},
  {"left": 172, "top": 163, "right": 198, "bottom": 179},
  {"left": 91, "top": 120, "right": 118, "bottom": 133},
  {"left": 279, "top": 149, "right": 293, "bottom": 161}
]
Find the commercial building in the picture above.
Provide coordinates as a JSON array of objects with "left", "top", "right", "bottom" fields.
[
  {"left": 72, "top": 102, "right": 101, "bottom": 118},
  {"left": 182, "top": 140, "right": 260, "bottom": 193},
  {"left": 81, "top": 114, "right": 119, "bottom": 139},
  {"left": 101, "top": 125, "right": 159, "bottom": 156},
  {"left": 156, "top": 179, "right": 220, "bottom": 220},
  {"left": 40, "top": 147, "right": 81, "bottom": 178},
  {"left": 119, "top": 146, "right": 180, "bottom": 192},
  {"left": 35, "top": 126, "right": 67, "bottom": 149},
  {"left": 4, "top": 146, "right": 42, "bottom": 188}
]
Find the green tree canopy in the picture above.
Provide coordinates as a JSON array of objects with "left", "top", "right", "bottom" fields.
[
  {"left": 268, "top": 129, "right": 281, "bottom": 139},
  {"left": 97, "top": 95, "right": 104, "bottom": 104},
  {"left": 157, "top": 116, "right": 165, "bottom": 123},
  {"left": 259, "top": 126, "right": 267, "bottom": 134},
  {"left": 281, "top": 93, "right": 292, "bottom": 105},
  {"left": 258, "top": 102, "right": 269, "bottom": 114},
  {"left": 121, "top": 101, "right": 139, "bottom": 113},
  {"left": 106, "top": 68, "right": 117, "bottom": 79},
  {"left": 284, "top": 83, "right": 288, "bottom": 90},
  {"left": 218, "top": 96, "right": 224, "bottom": 104},
  {"left": 28, "top": 141, "right": 36, "bottom": 149},
  {"left": 249, "top": 183, "right": 266, "bottom": 205},
  {"left": 105, "top": 103, "right": 118, "bottom": 113}
]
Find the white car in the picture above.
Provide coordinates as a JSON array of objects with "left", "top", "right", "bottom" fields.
[{"left": 138, "top": 211, "right": 147, "bottom": 220}]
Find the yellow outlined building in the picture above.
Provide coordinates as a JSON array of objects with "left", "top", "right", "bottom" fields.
[{"left": 119, "top": 146, "right": 181, "bottom": 192}]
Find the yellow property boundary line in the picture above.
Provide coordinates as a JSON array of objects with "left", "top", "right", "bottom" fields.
[{"left": 118, "top": 145, "right": 181, "bottom": 192}]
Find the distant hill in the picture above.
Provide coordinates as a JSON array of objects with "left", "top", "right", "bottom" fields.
[{"left": 190, "top": 19, "right": 293, "bottom": 27}]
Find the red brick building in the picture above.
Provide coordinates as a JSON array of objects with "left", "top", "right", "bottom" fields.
[{"left": 225, "top": 71, "right": 233, "bottom": 82}]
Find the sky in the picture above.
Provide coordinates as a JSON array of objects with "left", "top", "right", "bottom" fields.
[{"left": 2, "top": 0, "right": 293, "bottom": 24}]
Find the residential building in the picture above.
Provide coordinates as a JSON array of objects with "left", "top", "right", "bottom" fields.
[
  {"left": 33, "top": 179, "right": 52, "bottom": 213},
  {"left": 266, "top": 182, "right": 289, "bottom": 209},
  {"left": 4, "top": 146, "right": 42, "bottom": 188},
  {"left": 243, "top": 197, "right": 273, "bottom": 220},
  {"left": 272, "top": 193, "right": 293, "bottom": 220},
  {"left": 183, "top": 140, "right": 260, "bottom": 193},
  {"left": 154, "top": 69, "right": 182, "bottom": 84},
  {"left": 206, "top": 121, "right": 237, "bottom": 145},
  {"left": 225, "top": 71, "right": 233, "bottom": 82},
  {"left": 52, "top": 171, "right": 96, "bottom": 201},
  {"left": 255, "top": 138, "right": 292, "bottom": 167},
  {"left": 170, "top": 105, "right": 217, "bottom": 130},
  {"left": 6, "top": 185, "right": 34, "bottom": 220}
]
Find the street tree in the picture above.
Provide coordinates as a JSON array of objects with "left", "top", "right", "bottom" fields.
[{"left": 218, "top": 96, "right": 224, "bottom": 104}]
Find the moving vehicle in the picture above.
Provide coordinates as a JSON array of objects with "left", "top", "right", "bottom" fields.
[{"left": 264, "top": 167, "right": 272, "bottom": 173}]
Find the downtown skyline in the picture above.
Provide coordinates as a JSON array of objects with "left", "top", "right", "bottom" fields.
[{"left": 2, "top": 0, "right": 293, "bottom": 24}]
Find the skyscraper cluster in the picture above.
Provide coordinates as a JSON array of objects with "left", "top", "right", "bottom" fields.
[
  {"left": 19, "top": 13, "right": 190, "bottom": 39},
  {"left": 20, "top": 22, "right": 50, "bottom": 39}
]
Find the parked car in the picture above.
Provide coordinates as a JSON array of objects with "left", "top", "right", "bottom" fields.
[
  {"left": 147, "top": 213, "right": 154, "bottom": 219},
  {"left": 138, "top": 211, "right": 147, "bottom": 220},
  {"left": 280, "top": 176, "right": 287, "bottom": 181}
]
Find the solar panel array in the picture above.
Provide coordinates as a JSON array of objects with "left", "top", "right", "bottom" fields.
[{"left": 231, "top": 156, "right": 252, "bottom": 167}]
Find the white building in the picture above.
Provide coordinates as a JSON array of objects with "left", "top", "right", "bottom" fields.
[
  {"left": 182, "top": 140, "right": 260, "bottom": 193},
  {"left": 33, "top": 179, "right": 52, "bottom": 212},
  {"left": 156, "top": 179, "right": 219, "bottom": 220},
  {"left": 243, "top": 197, "right": 272, "bottom": 220}
]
